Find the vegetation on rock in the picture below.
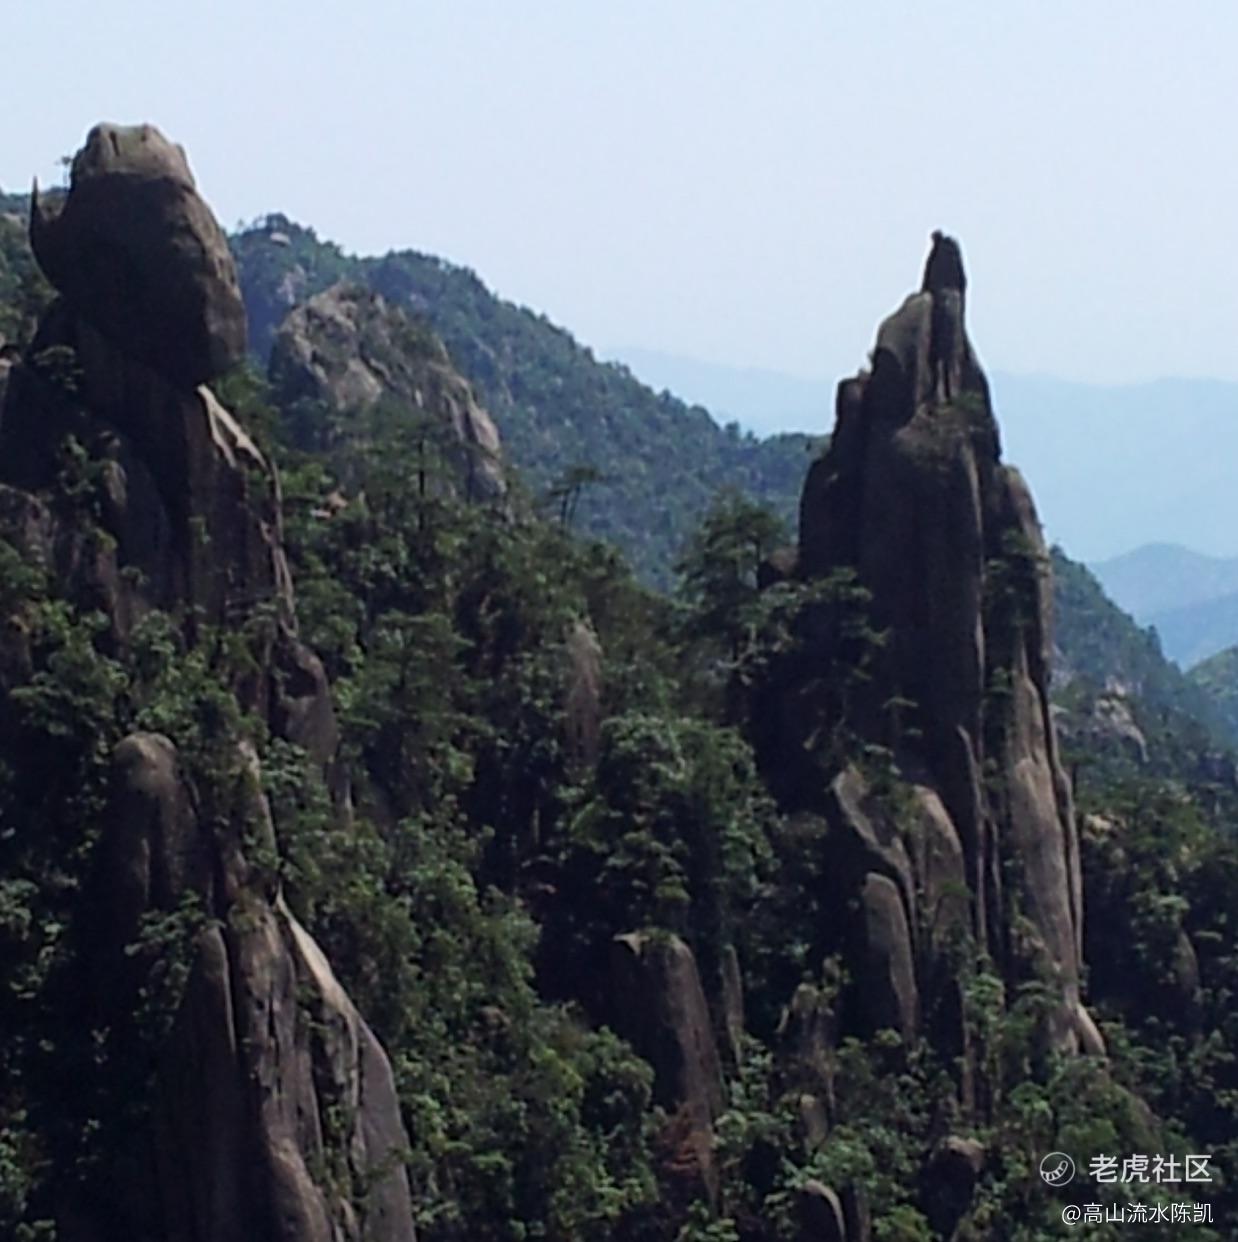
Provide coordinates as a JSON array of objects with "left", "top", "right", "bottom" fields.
[
  {"left": 1, "top": 153, "right": 1237, "bottom": 1242},
  {"left": 231, "top": 214, "right": 816, "bottom": 588}
]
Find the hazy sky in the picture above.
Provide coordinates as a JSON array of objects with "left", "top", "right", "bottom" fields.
[{"left": 7, "top": 1, "right": 1238, "bottom": 391}]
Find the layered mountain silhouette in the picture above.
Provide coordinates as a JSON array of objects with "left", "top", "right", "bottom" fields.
[{"left": 1091, "top": 543, "right": 1238, "bottom": 667}]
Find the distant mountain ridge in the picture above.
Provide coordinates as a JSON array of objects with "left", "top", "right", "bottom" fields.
[
  {"left": 1091, "top": 543, "right": 1238, "bottom": 617},
  {"left": 1145, "top": 591, "right": 1238, "bottom": 669},
  {"left": 602, "top": 349, "right": 1238, "bottom": 571},
  {"left": 1051, "top": 548, "right": 1233, "bottom": 745},
  {"left": 952, "top": 372, "right": 1238, "bottom": 562},
  {"left": 605, "top": 346, "right": 831, "bottom": 436},
  {"left": 1091, "top": 543, "right": 1238, "bottom": 667}
]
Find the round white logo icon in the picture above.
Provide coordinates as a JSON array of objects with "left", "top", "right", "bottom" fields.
[{"left": 1040, "top": 1152, "right": 1076, "bottom": 1186}]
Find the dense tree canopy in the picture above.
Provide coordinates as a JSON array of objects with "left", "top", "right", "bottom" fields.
[{"left": 0, "top": 205, "right": 1236, "bottom": 1240}]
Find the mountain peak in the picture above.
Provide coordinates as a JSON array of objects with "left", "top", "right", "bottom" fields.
[
  {"left": 785, "top": 235, "right": 1097, "bottom": 1062},
  {"left": 922, "top": 229, "right": 967, "bottom": 298}
]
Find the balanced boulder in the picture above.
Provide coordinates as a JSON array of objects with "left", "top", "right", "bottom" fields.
[{"left": 29, "top": 122, "right": 246, "bottom": 387}]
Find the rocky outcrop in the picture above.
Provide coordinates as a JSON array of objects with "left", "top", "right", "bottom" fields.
[
  {"left": 791, "top": 233, "right": 1094, "bottom": 1064},
  {"left": 1052, "top": 685, "right": 1149, "bottom": 766},
  {"left": 611, "top": 932, "right": 725, "bottom": 1208},
  {"left": 106, "top": 735, "right": 415, "bottom": 1242},
  {"left": 719, "top": 942, "right": 747, "bottom": 1067},
  {"left": 920, "top": 1136, "right": 986, "bottom": 1239},
  {"left": 796, "top": 1180, "right": 846, "bottom": 1242},
  {"left": 820, "top": 768, "right": 971, "bottom": 1046},
  {"left": 778, "top": 977, "right": 838, "bottom": 1133},
  {"left": 0, "top": 124, "right": 415, "bottom": 1239},
  {"left": 5, "top": 122, "right": 345, "bottom": 768},
  {"left": 269, "top": 283, "right": 504, "bottom": 499},
  {"left": 29, "top": 123, "right": 246, "bottom": 388},
  {"left": 564, "top": 619, "right": 603, "bottom": 768}
]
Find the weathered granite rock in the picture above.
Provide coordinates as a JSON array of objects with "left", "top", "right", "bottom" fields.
[
  {"left": 815, "top": 767, "right": 971, "bottom": 1064},
  {"left": 29, "top": 123, "right": 245, "bottom": 387},
  {"left": 920, "top": 1136, "right": 986, "bottom": 1240},
  {"left": 611, "top": 932, "right": 725, "bottom": 1207},
  {"left": 98, "top": 733, "right": 416, "bottom": 1242},
  {"left": 3, "top": 136, "right": 339, "bottom": 773},
  {"left": 797, "top": 1093, "right": 830, "bottom": 1150},
  {"left": 720, "top": 942, "right": 747, "bottom": 1066},
  {"left": 796, "top": 1179, "right": 846, "bottom": 1242},
  {"left": 778, "top": 977, "right": 838, "bottom": 1126},
  {"left": 758, "top": 544, "right": 800, "bottom": 588},
  {"left": 841, "top": 1184, "right": 871, "bottom": 1242},
  {"left": 1, "top": 125, "right": 413, "bottom": 1238},
  {"left": 792, "top": 233, "right": 1093, "bottom": 1061},
  {"left": 564, "top": 619, "right": 603, "bottom": 768},
  {"left": 1053, "top": 687, "right": 1149, "bottom": 767},
  {"left": 857, "top": 873, "right": 918, "bottom": 1040},
  {"left": 269, "top": 283, "right": 504, "bottom": 499}
]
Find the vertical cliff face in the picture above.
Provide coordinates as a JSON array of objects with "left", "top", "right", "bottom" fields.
[
  {"left": 0, "top": 124, "right": 415, "bottom": 1240},
  {"left": 795, "top": 234, "right": 1099, "bottom": 1060}
]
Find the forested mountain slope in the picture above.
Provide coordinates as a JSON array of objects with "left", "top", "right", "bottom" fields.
[
  {"left": 232, "top": 215, "right": 815, "bottom": 587},
  {"left": 1052, "top": 549, "right": 1232, "bottom": 739},
  {"left": 1050, "top": 548, "right": 1238, "bottom": 816},
  {"left": 1190, "top": 645, "right": 1238, "bottom": 741},
  {"left": 3, "top": 128, "right": 1238, "bottom": 1241}
]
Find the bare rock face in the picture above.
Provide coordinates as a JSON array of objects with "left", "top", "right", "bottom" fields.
[
  {"left": 920, "top": 1136, "right": 986, "bottom": 1239},
  {"left": 104, "top": 734, "right": 416, "bottom": 1242},
  {"left": 719, "top": 942, "right": 747, "bottom": 1067},
  {"left": 857, "top": 873, "right": 918, "bottom": 1040},
  {"left": 4, "top": 133, "right": 337, "bottom": 771},
  {"left": 795, "top": 233, "right": 1093, "bottom": 1059},
  {"left": 564, "top": 619, "right": 603, "bottom": 768},
  {"left": 29, "top": 123, "right": 246, "bottom": 388},
  {"left": 1, "top": 125, "right": 415, "bottom": 1239},
  {"left": 1053, "top": 686, "right": 1149, "bottom": 767},
  {"left": 796, "top": 1180, "right": 847, "bottom": 1242},
  {"left": 779, "top": 978, "right": 838, "bottom": 1116},
  {"left": 269, "top": 283, "right": 504, "bottom": 499},
  {"left": 611, "top": 932, "right": 725, "bottom": 1208}
]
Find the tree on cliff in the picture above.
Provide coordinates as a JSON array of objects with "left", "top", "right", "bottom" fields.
[
  {"left": 677, "top": 488, "right": 786, "bottom": 663},
  {"left": 3, "top": 132, "right": 1238, "bottom": 1240}
]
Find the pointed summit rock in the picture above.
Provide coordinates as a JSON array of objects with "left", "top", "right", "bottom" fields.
[
  {"left": 922, "top": 229, "right": 967, "bottom": 297},
  {"left": 795, "top": 233, "right": 1094, "bottom": 1058}
]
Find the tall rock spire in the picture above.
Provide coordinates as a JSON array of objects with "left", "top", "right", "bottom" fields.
[{"left": 793, "top": 232, "right": 1100, "bottom": 1066}]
